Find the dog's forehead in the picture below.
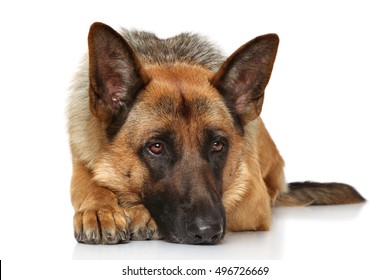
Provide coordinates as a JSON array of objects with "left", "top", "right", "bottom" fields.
[
  {"left": 140, "top": 64, "right": 231, "bottom": 120},
  {"left": 125, "top": 64, "right": 235, "bottom": 140},
  {"left": 145, "top": 63, "right": 214, "bottom": 83},
  {"left": 144, "top": 64, "right": 215, "bottom": 97}
]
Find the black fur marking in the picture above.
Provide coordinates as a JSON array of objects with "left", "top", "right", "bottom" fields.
[
  {"left": 106, "top": 106, "right": 131, "bottom": 140},
  {"left": 143, "top": 175, "right": 226, "bottom": 244},
  {"left": 140, "top": 128, "right": 227, "bottom": 244},
  {"left": 139, "top": 131, "right": 179, "bottom": 182},
  {"left": 143, "top": 185, "right": 188, "bottom": 243},
  {"left": 201, "top": 129, "right": 229, "bottom": 182},
  {"left": 105, "top": 81, "right": 147, "bottom": 140},
  {"left": 178, "top": 92, "right": 192, "bottom": 120}
]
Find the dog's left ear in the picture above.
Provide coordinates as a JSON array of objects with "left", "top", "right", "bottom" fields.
[{"left": 212, "top": 34, "right": 279, "bottom": 125}]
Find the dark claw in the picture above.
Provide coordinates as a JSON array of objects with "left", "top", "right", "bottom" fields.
[
  {"left": 105, "top": 232, "right": 115, "bottom": 243},
  {"left": 74, "top": 231, "right": 83, "bottom": 242},
  {"left": 90, "top": 230, "right": 97, "bottom": 241},
  {"left": 82, "top": 230, "right": 99, "bottom": 244},
  {"left": 146, "top": 228, "right": 155, "bottom": 240},
  {"left": 119, "top": 230, "right": 129, "bottom": 241}
]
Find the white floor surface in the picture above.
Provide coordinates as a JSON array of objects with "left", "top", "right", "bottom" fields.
[{"left": 72, "top": 203, "right": 378, "bottom": 260}]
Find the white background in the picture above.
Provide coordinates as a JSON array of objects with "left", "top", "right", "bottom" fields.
[{"left": 0, "top": 0, "right": 389, "bottom": 279}]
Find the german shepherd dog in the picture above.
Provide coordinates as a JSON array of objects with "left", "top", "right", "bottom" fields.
[{"left": 68, "top": 22, "right": 365, "bottom": 245}]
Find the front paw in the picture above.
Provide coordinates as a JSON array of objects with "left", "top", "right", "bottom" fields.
[
  {"left": 73, "top": 205, "right": 130, "bottom": 244},
  {"left": 124, "top": 205, "right": 160, "bottom": 240}
]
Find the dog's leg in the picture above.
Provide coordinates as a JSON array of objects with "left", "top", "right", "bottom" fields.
[
  {"left": 71, "top": 162, "right": 130, "bottom": 244},
  {"left": 71, "top": 162, "right": 158, "bottom": 244},
  {"left": 258, "top": 119, "right": 288, "bottom": 202},
  {"left": 224, "top": 162, "right": 272, "bottom": 232}
]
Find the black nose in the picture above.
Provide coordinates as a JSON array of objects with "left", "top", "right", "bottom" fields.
[{"left": 186, "top": 218, "right": 224, "bottom": 245}]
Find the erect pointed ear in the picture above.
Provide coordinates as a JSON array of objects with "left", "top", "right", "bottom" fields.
[
  {"left": 88, "top": 22, "right": 148, "bottom": 125},
  {"left": 211, "top": 34, "right": 279, "bottom": 125}
]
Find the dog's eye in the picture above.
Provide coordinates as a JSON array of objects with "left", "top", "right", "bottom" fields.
[
  {"left": 212, "top": 141, "right": 224, "bottom": 153},
  {"left": 148, "top": 142, "right": 164, "bottom": 155}
]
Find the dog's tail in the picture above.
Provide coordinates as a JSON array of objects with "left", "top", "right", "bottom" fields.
[{"left": 275, "top": 181, "right": 366, "bottom": 206}]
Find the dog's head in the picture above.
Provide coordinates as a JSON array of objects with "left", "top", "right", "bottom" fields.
[{"left": 88, "top": 23, "right": 278, "bottom": 244}]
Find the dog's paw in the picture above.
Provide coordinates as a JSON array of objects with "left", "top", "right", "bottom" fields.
[
  {"left": 73, "top": 205, "right": 130, "bottom": 244},
  {"left": 124, "top": 205, "right": 160, "bottom": 240}
]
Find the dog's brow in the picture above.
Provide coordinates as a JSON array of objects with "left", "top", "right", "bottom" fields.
[
  {"left": 154, "top": 94, "right": 216, "bottom": 116},
  {"left": 149, "top": 130, "right": 174, "bottom": 141}
]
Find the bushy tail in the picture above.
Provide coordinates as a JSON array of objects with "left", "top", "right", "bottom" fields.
[{"left": 275, "top": 181, "right": 366, "bottom": 207}]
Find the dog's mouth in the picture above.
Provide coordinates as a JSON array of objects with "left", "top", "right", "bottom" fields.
[{"left": 143, "top": 176, "right": 227, "bottom": 245}]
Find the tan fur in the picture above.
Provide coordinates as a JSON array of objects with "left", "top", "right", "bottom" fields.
[
  {"left": 68, "top": 22, "right": 364, "bottom": 245},
  {"left": 223, "top": 118, "right": 286, "bottom": 231}
]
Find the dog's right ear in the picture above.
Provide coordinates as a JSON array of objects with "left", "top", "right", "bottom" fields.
[{"left": 88, "top": 22, "right": 148, "bottom": 120}]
